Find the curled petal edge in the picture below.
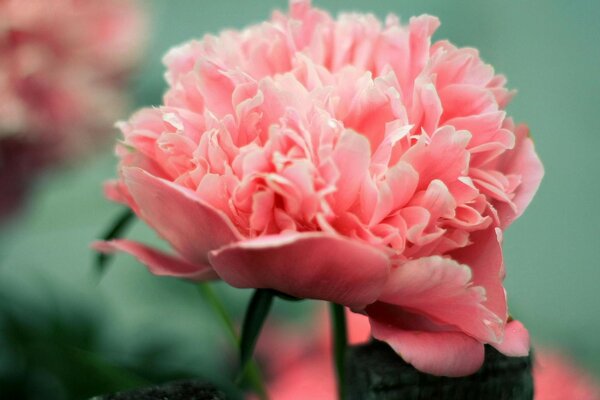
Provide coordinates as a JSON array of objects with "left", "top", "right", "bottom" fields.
[
  {"left": 208, "top": 232, "right": 391, "bottom": 308},
  {"left": 93, "top": 239, "right": 218, "bottom": 281}
]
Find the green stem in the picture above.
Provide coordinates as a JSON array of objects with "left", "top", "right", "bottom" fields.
[
  {"left": 95, "top": 208, "right": 135, "bottom": 276},
  {"left": 330, "top": 302, "right": 347, "bottom": 400},
  {"left": 239, "top": 289, "right": 274, "bottom": 376},
  {"left": 197, "top": 283, "right": 268, "bottom": 400}
]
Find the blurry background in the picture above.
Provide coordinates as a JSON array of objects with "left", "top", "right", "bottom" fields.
[{"left": 1, "top": 1, "right": 599, "bottom": 398}]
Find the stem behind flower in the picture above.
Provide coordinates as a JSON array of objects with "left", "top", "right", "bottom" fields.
[
  {"left": 197, "top": 283, "right": 268, "bottom": 400},
  {"left": 330, "top": 302, "right": 347, "bottom": 400},
  {"left": 94, "top": 208, "right": 135, "bottom": 277}
]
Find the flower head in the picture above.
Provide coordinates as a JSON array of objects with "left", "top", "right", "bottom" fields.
[{"left": 98, "top": 0, "right": 543, "bottom": 376}]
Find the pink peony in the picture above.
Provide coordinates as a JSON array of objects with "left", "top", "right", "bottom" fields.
[
  {"left": 0, "top": 0, "right": 145, "bottom": 219},
  {"left": 96, "top": 0, "right": 543, "bottom": 375}
]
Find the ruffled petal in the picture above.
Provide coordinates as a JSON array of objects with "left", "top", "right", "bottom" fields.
[
  {"left": 401, "top": 126, "right": 471, "bottom": 190},
  {"left": 495, "top": 124, "right": 544, "bottom": 228},
  {"left": 450, "top": 226, "right": 508, "bottom": 329},
  {"left": 331, "top": 129, "right": 371, "bottom": 213},
  {"left": 377, "top": 255, "right": 502, "bottom": 343},
  {"left": 122, "top": 167, "right": 241, "bottom": 265},
  {"left": 369, "top": 316, "right": 485, "bottom": 377},
  {"left": 208, "top": 233, "right": 390, "bottom": 308},
  {"left": 93, "top": 239, "right": 217, "bottom": 280}
]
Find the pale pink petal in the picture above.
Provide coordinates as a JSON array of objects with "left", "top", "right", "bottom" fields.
[
  {"left": 401, "top": 126, "right": 471, "bottom": 189},
  {"left": 208, "top": 233, "right": 390, "bottom": 308},
  {"left": 369, "top": 316, "right": 485, "bottom": 377},
  {"left": 93, "top": 239, "right": 217, "bottom": 280},
  {"left": 122, "top": 167, "right": 241, "bottom": 265},
  {"left": 492, "top": 320, "right": 529, "bottom": 357},
  {"left": 195, "top": 59, "right": 236, "bottom": 117},
  {"left": 331, "top": 129, "right": 371, "bottom": 213},
  {"left": 103, "top": 180, "right": 130, "bottom": 205},
  {"left": 450, "top": 226, "right": 508, "bottom": 328},
  {"left": 495, "top": 124, "right": 544, "bottom": 228},
  {"left": 369, "top": 162, "right": 418, "bottom": 226},
  {"left": 377, "top": 256, "right": 502, "bottom": 343},
  {"left": 439, "top": 84, "right": 498, "bottom": 122},
  {"left": 409, "top": 179, "right": 457, "bottom": 222},
  {"left": 410, "top": 79, "right": 442, "bottom": 135}
]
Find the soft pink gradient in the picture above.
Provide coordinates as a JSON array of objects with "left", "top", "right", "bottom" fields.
[
  {"left": 97, "top": 0, "right": 543, "bottom": 375},
  {"left": 0, "top": 0, "right": 145, "bottom": 220},
  {"left": 534, "top": 349, "right": 600, "bottom": 400}
]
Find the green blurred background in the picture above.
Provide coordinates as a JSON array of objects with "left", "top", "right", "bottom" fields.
[{"left": 1, "top": 1, "right": 599, "bottom": 398}]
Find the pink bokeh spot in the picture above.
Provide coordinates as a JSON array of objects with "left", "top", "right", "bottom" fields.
[
  {"left": 534, "top": 349, "right": 600, "bottom": 400},
  {"left": 0, "top": 0, "right": 146, "bottom": 220}
]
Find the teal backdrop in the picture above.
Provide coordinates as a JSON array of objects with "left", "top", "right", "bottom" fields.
[{"left": 1, "top": 0, "right": 599, "bottom": 394}]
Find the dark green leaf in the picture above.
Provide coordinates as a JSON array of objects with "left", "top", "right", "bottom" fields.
[
  {"left": 94, "top": 208, "right": 135, "bottom": 276},
  {"left": 239, "top": 289, "right": 274, "bottom": 377}
]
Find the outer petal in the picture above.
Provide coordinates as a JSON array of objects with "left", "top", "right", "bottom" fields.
[
  {"left": 496, "top": 124, "right": 544, "bottom": 228},
  {"left": 208, "top": 233, "right": 390, "bottom": 308},
  {"left": 450, "top": 226, "right": 508, "bottom": 330},
  {"left": 492, "top": 320, "right": 530, "bottom": 357},
  {"left": 369, "top": 317, "right": 485, "bottom": 377},
  {"left": 93, "top": 239, "right": 218, "bottom": 280},
  {"left": 122, "top": 167, "right": 241, "bottom": 265},
  {"left": 377, "top": 256, "right": 502, "bottom": 343}
]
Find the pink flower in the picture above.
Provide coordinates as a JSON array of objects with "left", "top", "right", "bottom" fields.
[
  {"left": 0, "top": 0, "right": 145, "bottom": 219},
  {"left": 96, "top": 0, "right": 543, "bottom": 375},
  {"left": 534, "top": 349, "right": 600, "bottom": 400}
]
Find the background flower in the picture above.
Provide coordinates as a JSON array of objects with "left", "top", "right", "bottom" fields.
[
  {"left": 0, "top": 0, "right": 145, "bottom": 220},
  {"left": 259, "top": 308, "right": 600, "bottom": 400},
  {"left": 97, "top": 0, "right": 542, "bottom": 376},
  {"left": 534, "top": 349, "right": 600, "bottom": 400}
]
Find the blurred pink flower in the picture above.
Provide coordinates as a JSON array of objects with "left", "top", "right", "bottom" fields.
[
  {"left": 534, "top": 349, "right": 600, "bottom": 400},
  {"left": 96, "top": 0, "right": 543, "bottom": 375},
  {"left": 254, "top": 308, "right": 370, "bottom": 400},
  {"left": 257, "top": 310, "right": 600, "bottom": 400},
  {"left": 0, "top": 0, "right": 145, "bottom": 219}
]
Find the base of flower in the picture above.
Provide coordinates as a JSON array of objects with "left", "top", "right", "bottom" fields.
[{"left": 345, "top": 340, "right": 533, "bottom": 400}]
